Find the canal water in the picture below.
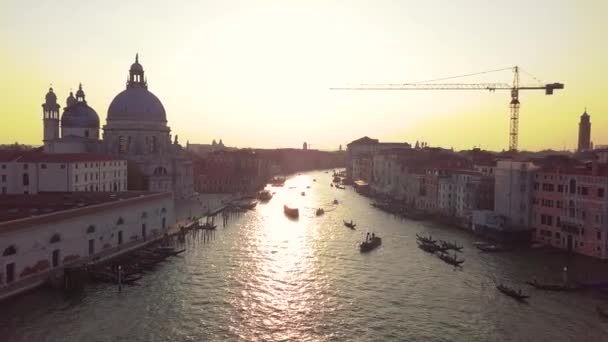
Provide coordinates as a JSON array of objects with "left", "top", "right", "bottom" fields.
[{"left": 2, "top": 170, "right": 608, "bottom": 341}]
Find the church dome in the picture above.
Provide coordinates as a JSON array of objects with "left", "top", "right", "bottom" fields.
[
  {"left": 106, "top": 55, "right": 167, "bottom": 122},
  {"left": 61, "top": 84, "right": 100, "bottom": 128},
  {"left": 107, "top": 88, "right": 167, "bottom": 122}
]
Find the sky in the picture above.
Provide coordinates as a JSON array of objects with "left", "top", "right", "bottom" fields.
[{"left": 0, "top": 0, "right": 606, "bottom": 151}]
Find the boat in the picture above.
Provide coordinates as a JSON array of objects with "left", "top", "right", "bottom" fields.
[
  {"left": 270, "top": 177, "right": 286, "bottom": 187},
  {"left": 439, "top": 240, "right": 463, "bottom": 252},
  {"left": 343, "top": 220, "right": 356, "bottom": 229},
  {"left": 330, "top": 183, "right": 334, "bottom": 187},
  {"left": 335, "top": 184, "right": 346, "bottom": 190},
  {"left": 496, "top": 284, "right": 529, "bottom": 301},
  {"left": 241, "top": 201, "right": 258, "bottom": 210},
  {"left": 417, "top": 240, "right": 443, "bottom": 253},
  {"left": 315, "top": 208, "right": 325, "bottom": 216},
  {"left": 301, "top": 191, "right": 306, "bottom": 196},
  {"left": 597, "top": 307, "right": 608, "bottom": 319},
  {"left": 525, "top": 280, "right": 581, "bottom": 292},
  {"left": 333, "top": 199, "right": 339, "bottom": 205},
  {"left": 306, "top": 186, "right": 311, "bottom": 189},
  {"left": 257, "top": 190, "right": 273, "bottom": 201},
  {"left": 476, "top": 244, "right": 511, "bottom": 252},
  {"left": 438, "top": 252, "right": 465, "bottom": 266},
  {"left": 416, "top": 233, "right": 436, "bottom": 244},
  {"left": 313, "top": 179, "right": 317, "bottom": 182},
  {"left": 360, "top": 236, "right": 382, "bottom": 252},
  {"left": 284, "top": 205, "right": 299, "bottom": 218},
  {"left": 200, "top": 222, "right": 217, "bottom": 230},
  {"left": 333, "top": 176, "right": 341, "bottom": 183}
]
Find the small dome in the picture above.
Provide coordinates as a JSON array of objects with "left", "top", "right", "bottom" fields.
[
  {"left": 66, "top": 92, "right": 76, "bottom": 107},
  {"left": 107, "top": 87, "right": 166, "bottom": 122},
  {"left": 130, "top": 53, "right": 143, "bottom": 72},
  {"left": 45, "top": 87, "right": 57, "bottom": 102},
  {"left": 61, "top": 102, "right": 100, "bottom": 128}
]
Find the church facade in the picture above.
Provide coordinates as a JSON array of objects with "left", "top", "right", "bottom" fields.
[{"left": 42, "top": 55, "right": 194, "bottom": 199}]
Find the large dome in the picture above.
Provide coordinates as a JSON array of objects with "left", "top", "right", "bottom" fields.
[
  {"left": 107, "top": 87, "right": 167, "bottom": 122},
  {"left": 61, "top": 102, "right": 100, "bottom": 128}
]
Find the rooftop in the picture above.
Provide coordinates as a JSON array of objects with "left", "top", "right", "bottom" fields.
[
  {"left": 0, "top": 150, "right": 123, "bottom": 163},
  {"left": 0, "top": 192, "right": 166, "bottom": 223}
]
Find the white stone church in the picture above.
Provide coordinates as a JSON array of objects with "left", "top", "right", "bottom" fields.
[{"left": 41, "top": 55, "right": 193, "bottom": 198}]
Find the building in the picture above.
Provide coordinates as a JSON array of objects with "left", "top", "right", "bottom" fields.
[
  {"left": 531, "top": 161, "right": 608, "bottom": 259},
  {"left": 494, "top": 160, "right": 539, "bottom": 230},
  {"left": 0, "top": 192, "right": 174, "bottom": 300},
  {"left": 0, "top": 150, "right": 127, "bottom": 194},
  {"left": 40, "top": 55, "right": 194, "bottom": 199},
  {"left": 194, "top": 150, "right": 269, "bottom": 193},
  {"left": 346, "top": 136, "right": 411, "bottom": 182},
  {"left": 578, "top": 109, "right": 591, "bottom": 152}
]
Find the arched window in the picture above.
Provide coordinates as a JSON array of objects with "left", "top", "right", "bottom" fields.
[
  {"left": 570, "top": 179, "right": 576, "bottom": 194},
  {"left": 116, "top": 217, "right": 124, "bottom": 225},
  {"left": 153, "top": 167, "right": 167, "bottom": 176},
  {"left": 3, "top": 245, "right": 17, "bottom": 256},
  {"left": 161, "top": 207, "right": 167, "bottom": 214},
  {"left": 569, "top": 200, "right": 575, "bottom": 218},
  {"left": 50, "top": 233, "right": 61, "bottom": 243},
  {"left": 86, "top": 225, "right": 96, "bottom": 233}
]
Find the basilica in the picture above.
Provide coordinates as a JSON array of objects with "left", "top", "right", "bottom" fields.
[{"left": 41, "top": 55, "right": 193, "bottom": 198}]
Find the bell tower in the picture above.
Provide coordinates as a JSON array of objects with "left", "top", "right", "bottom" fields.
[{"left": 42, "top": 86, "right": 60, "bottom": 144}]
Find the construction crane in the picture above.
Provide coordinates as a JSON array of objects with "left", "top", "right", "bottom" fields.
[{"left": 331, "top": 66, "right": 564, "bottom": 151}]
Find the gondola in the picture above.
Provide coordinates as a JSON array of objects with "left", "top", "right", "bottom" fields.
[
  {"left": 416, "top": 233, "right": 436, "bottom": 244},
  {"left": 315, "top": 208, "right": 325, "bottom": 216},
  {"left": 343, "top": 220, "right": 356, "bottom": 229},
  {"left": 438, "top": 252, "right": 465, "bottom": 266},
  {"left": 417, "top": 240, "right": 441, "bottom": 253},
  {"left": 439, "top": 240, "right": 463, "bottom": 252},
  {"left": 496, "top": 284, "right": 529, "bottom": 301},
  {"left": 200, "top": 222, "right": 217, "bottom": 230},
  {"left": 476, "top": 244, "right": 511, "bottom": 252},
  {"left": 526, "top": 280, "right": 581, "bottom": 292},
  {"left": 360, "top": 237, "right": 382, "bottom": 253}
]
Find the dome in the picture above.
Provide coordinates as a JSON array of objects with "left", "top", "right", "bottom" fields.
[
  {"left": 66, "top": 92, "right": 76, "bottom": 107},
  {"left": 45, "top": 87, "right": 57, "bottom": 102},
  {"left": 61, "top": 102, "right": 100, "bottom": 128},
  {"left": 107, "top": 87, "right": 167, "bottom": 122},
  {"left": 130, "top": 61, "right": 144, "bottom": 72}
]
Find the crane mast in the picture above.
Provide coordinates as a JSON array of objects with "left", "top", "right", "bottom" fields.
[{"left": 331, "top": 66, "right": 563, "bottom": 151}]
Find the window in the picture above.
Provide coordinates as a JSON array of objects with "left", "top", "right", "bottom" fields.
[
  {"left": 582, "top": 187, "right": 589, "bottom": 195},
  {"left": 570, "top": 179, "right": 576, "bottom": 194},
  {"left": 60, "top": 164, "right": 66, "bottom": 169},
  {"left": 75, "top": 175, "right": 79, "bottom": 183},
  {"left": 557, "top": 184, "right": 564, "bottom": 192},
  {"left": 1, "top": 175, "right": 5, "bottom": 182},
  {"left": 86, "top": 225, "right": 95, "bottom": 233},
  {"left": 599, "top": 188, "right": 605, "bottom": 198},
  {"left": 119, "top": 136, "right": 127, "bottom": 154},
  {"left": 22, "top": 173, "right": 29, "bottom": 186},
  {"left": 23, "top": 164, "right": 28, "bottom": 170},
  {"left": 41, "top": 164, "right": 47, "bottom": 169},
  {"left": 598, "top": 232, "right": 602, "bottom": 240}
]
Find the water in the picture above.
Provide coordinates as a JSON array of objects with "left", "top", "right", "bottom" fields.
[{"left": 2, "top": 170, "right": 608, "bottom": 341}]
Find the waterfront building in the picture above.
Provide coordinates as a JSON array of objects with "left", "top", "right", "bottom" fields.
[
  {"left": 493, "top": 160, "right": 539, "bottom": 230},
  {"left": 0, "top": 150, "right": 127, "bottom": 194},
  {"left": 194, "top": 150, "right": 269, "bottom": 194},
  {"left": 39, "top": 55, "right": 194, "bottom": 199},
  {"left": 531, "top": 160, "right": 608, "bottom": 259},
  {"left": 578, "top": 109, "right": 591, "bottom": 152},
  {"left": 0, "top": 192, "right": 174, "bottom": 300},
  {"left": 346, "top": 136, "right": 411, "bottom": 182}
]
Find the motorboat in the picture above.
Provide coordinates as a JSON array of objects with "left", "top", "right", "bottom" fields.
[
  {"left": 360, "top": 236, "right": 382, "bottom": 253},
  {"left": 284, "top": 205, "right": 299, "bottom": 218}
]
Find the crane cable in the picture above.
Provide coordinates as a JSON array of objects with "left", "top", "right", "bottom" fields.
[{"left": 408, "top": 67, "right": 514, "bottom": 85}]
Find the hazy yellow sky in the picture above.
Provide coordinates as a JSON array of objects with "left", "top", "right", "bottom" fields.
[{"left": 1, "top": 0, "right": 606, "bottom": 151}]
